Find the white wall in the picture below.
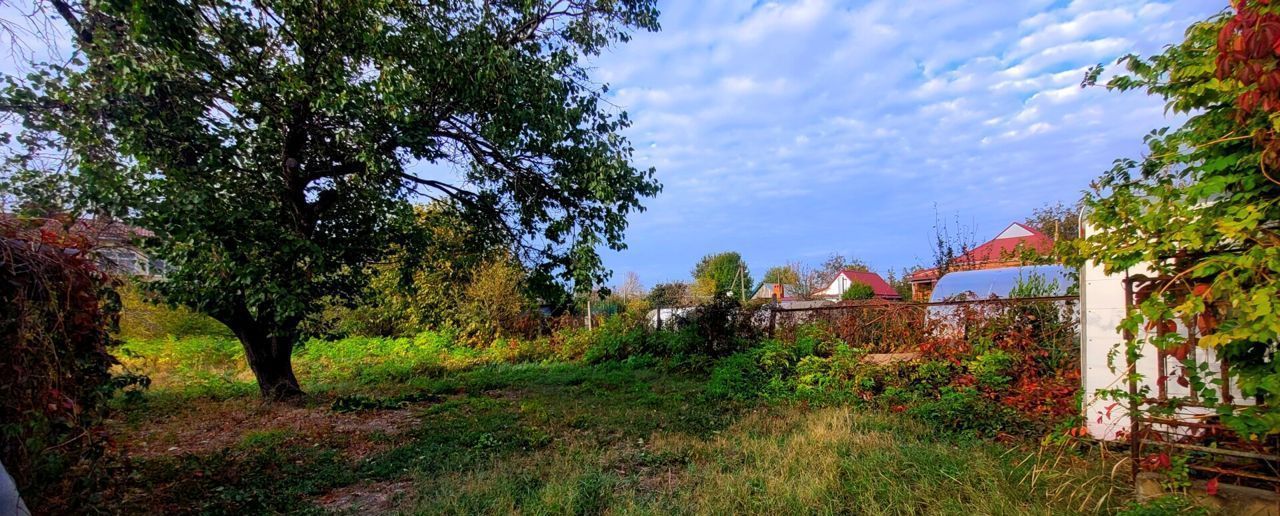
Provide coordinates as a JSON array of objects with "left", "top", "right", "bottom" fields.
[
  {"left": 819, "top": 275, "right": 848, "bottom": 298},
  {"left": 1080, "top": 224, "right": 1248, "bottom": 441}
]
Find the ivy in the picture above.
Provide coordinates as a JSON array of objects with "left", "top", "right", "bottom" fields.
[{"left": 1074, "top": 1, "right": 1280, "bottom": 435}]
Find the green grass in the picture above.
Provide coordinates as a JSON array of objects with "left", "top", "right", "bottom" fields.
[{"left": 103, "top": 337, "right": 1133, "bottom": 515}]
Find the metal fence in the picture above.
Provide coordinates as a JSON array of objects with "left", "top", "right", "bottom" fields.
[{"left": 766, "top": 295, "right": 1078, "bottom": 355}]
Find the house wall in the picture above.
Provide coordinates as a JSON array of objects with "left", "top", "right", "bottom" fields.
[
  {"left": 1080, "top": 225, "right": 1247, "bottom": 441},
  {"left": 910, "top": 281, "right": 933, "bottom": 302},
  {"left": 821, "top": 275, "right": 850, "bottom": 298}
]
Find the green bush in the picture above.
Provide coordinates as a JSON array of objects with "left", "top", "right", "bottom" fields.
[
  {"left": 117, "top": 282, "right": 231, "bottom": 340},
  {"left": 877, "top": 386, "right": 922, "bottom": 408},
  {"left": 840, "top": 281, "right": 876, "bottom": 301},
  {"left": 583, "top": 316, "right": 647, "bottom": 364},
  {"left": 907, "top": 387, "right": 1026, "bottom": 436},
  {"left": 706, "top": 351, "right": 766, "bottom": 400},
  {"left": 911, "top": 360, "right": 955, "bottom": 395},
  {"left": 967, "top": 350, "right": 1015, "bottom": 389}
]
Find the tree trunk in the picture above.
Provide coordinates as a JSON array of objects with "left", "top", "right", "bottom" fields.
[{"left": 228, "top": 318, "right": 305, "bottom": 401}]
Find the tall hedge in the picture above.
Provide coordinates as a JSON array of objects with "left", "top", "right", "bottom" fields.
[{"left": 0, "top": 228, "right": 119, "bottom": 508}]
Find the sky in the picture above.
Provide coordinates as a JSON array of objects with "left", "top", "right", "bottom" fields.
[
  {"left": 0, "top": 0, "right": 1227, "bottom": 290},
  {"left": 589, "top": 0, "right": 1226, "bottom": 288}
]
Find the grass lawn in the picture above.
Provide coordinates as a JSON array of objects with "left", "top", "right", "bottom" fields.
[{"left": 101, "top": 337, "right": 1132, "bottom": 515}]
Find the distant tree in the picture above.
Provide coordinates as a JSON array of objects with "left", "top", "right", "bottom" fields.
[
  {"left": 791, "top": 261, "right": 827, "bottom": 300},
  {"left": 1025, "top": 200, "right": 1082, "bottom": 243},
  {"left": 692, "top": 252, "right": 753, "bottom": 301},
  {"left": 0, "top": 1, "right": 661, "bottom": 399},
  {"left": 819, "top": 253, "right": 869, "bottom": 277},
  {"left": 931, "top": 208, "right": 978, "bottom": 277},
  {"left": 690, "top": 276, "right": 720, "bottom": 301},
  {"left": 647, "top": 282, "right": 689, "bottom": 307},
  {"left": 884, "top": 268, "right": 913, "bottom": 300},
  {"left": 761, "top": 265, "right": 800, "bottom": 285},
  {"left": 615, "top": 271, "right": 645, "bottom": 301},
  {"left": 840, "top": 281, "right": 876, "bottom": 301}
]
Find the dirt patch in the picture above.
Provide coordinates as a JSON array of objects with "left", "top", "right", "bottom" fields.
[
  {"left": 315, "top": 479, "right": 416, "bottom": 514},
  {"left": 110, "top": 398, "right": 427, "bottom": 460}
]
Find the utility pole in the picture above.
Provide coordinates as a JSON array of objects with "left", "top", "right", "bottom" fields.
[{"left": 739, "top": 263, "right": 747, "bottom": 303}]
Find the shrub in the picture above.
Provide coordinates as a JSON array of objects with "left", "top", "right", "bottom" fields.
[
  {"left": 0, "top": 232, "right": 120, "bottom": 510},
  {"left": 911, "top": 360, "right": 955, "bottom": 395},
  {"left": 681, "top": 296, "right": 760, "bottom": 358},
  {"left": 967, "top": 349, "right": 1015, "bottom": 389},
  {"left": 706, "top": 351, "right": 766, "bottom": 400},
  {"left": 794, "top": 355, "right": 835, "bottom": 395},
  {"left": 116, "top": 281, "right": 231, "bottom": 340},
  {"left": 908, "top": 387, "right": 1026, "bottom": 436},
  {"left": 840, "top": 281, "right": 876, "bottom": 301},
  {"left": 583, "top": 316, "right": 647, "bottom": 364}
]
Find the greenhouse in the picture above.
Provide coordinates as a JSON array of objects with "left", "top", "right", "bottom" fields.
[{"left": 927, "top": 265, "right": 1073, "bottom": 302}]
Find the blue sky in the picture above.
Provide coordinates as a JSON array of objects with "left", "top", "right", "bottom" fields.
[{"left": 590, "top": 0, "right": 1225, "bottom": 289}]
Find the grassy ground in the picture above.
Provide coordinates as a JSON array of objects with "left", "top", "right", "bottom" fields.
[{"left": 102, "top": 336, "right": 1132, "bottom": 515}]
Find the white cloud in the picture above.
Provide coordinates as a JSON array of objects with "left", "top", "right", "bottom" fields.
[{"left": 591, "top": 0, "right": 1223, "bottom": 283}]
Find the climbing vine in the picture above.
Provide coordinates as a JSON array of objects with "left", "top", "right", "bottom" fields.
[
  {"left": 0, "top": 217, "right": 123, "bottom": 510},
  {"left": 1078, "top": 1, "right": 1280, "bottom": 435}
]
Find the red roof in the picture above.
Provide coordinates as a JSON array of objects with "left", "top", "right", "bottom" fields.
[
  {"left": 908, "top": 223, "right": 1054, "bottom": 282},
  {"left": 957, "top": 222, "right": 1053, "bottom": 263},
  {"left": 907, "top": 267, "right": 939, "bottom": 283},
  {"left": 1, "top": 213, "right": 152, "bottom": 248},
  {"left": 831, "top": 270, "right": 901, "bottom": 300}
]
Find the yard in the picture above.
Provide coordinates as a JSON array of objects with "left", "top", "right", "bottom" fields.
[{"left": 96, "top": 334, "right": 1138, "bottom": 515}]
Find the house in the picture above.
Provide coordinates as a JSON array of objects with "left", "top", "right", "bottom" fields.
[
  {"left": 907, "top": 222, "right": 1055, "bottom": 301},
  {"left": 1, "top": 214, "right": 161, "bottom": 278},
  {"left": 816, "top": 270, "right": 901, "bottom": 301},
  {"left": 751, "top": 282, "right": 799, "bottom": 302}
]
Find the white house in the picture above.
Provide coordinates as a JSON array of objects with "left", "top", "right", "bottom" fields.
[{"left": 815, "top": 270, "right": 901, "bottom": 300}]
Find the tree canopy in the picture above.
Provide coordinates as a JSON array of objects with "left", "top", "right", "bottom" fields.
[
  {"left": 647, "top": 282, "right": 688, "bottom": 307},
  {"left": 1, "top": 0, "right": 661, "bottom": 398},
  {"left": 761, "top": 265, "right": 800, "bottom": 286},
  {"left": 1077, "top": 1, "right": 1280, "bottom": 435},
  {"left": 691, "top": 251, "right": 752, "bottom": 301},
  {"left": 840, "top": 281, "right": 875, "bottom": 301}
]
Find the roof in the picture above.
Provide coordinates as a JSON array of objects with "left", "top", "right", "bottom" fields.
[
  {"left": 0, "top": 213, "right": 153, "bottom": 248},
  {"left": 830, "top": 270, "right": 901, "bottom": 300},
  {"left": 907, "top": 222, "right": 1054, "bottom": 282},
  {"left": 753, "top": 282, "right": 800, "bottom": 300},
  {"left": 958, "top": 222, "right": 1054, "bottom": 263},
  {"left": 907, "top": 267, "right": 939, "bottom": 283}
]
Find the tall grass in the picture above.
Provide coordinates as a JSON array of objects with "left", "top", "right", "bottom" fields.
[{"left": 408, "top": 406, "right": 1129, "bottom": 515}]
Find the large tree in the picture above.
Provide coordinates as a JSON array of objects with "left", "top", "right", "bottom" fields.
[
  {"left": 1, "top": 0, "right": 661, "bottom": 399},
  {"left": 691, "top": 251, "right": 752, "bottom": 301}
]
